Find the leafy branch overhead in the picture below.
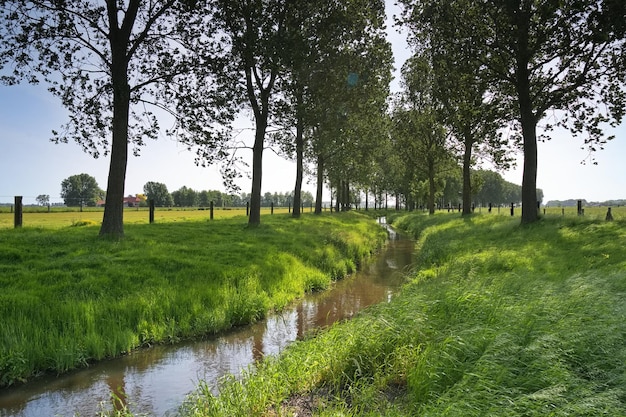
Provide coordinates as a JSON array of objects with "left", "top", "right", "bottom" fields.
[{"left": 0, "top": 0, "right": 235, "bottom": 237}]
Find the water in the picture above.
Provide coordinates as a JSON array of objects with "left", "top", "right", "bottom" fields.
[{"left": 0, "top": 223, "right": 415, "bottom": 417}]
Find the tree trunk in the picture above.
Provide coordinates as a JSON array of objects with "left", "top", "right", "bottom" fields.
[
  {"left": 100, "top": 8, "right": 131, "bottom": 238},
  {"left": 520, "top": 110, "right": 538, "bottom": 224},
  {"left": 292, "top": 93, "right": 304, "bottom": 218},
  {"left": 248, "top": 121, "right": 265, "bottom": 226},
  {"left": 315, "top": 155, "right": 324, "bottom": 214},
  {"left": 462, "top": 130, "right": 473, "bottom": 216},
  {"left": 513, "top": 6, "right": 539, "bottom": 224},
  {"left": 428, "top": 161, "right": 436, "bottom": 215}
]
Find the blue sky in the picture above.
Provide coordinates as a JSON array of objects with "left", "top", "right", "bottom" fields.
[{"left": 1, "top": 2, "right": 625, "bottom": 205}]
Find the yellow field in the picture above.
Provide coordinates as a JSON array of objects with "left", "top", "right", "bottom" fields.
[{"left": 0, "top": 207, "right": 303, "bottom": 229}]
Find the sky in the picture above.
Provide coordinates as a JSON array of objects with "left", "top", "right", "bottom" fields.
[{"left": 1, "top": 1, "right": 625, "bottom": 206}]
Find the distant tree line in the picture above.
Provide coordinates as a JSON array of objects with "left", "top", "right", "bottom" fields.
[
  {"left": 356, "top": 168, "right": 542, "bottom": 210},
  {"left": 144, "top": 181, "right": 314, "bottom": 208},
  {"left": 57, "top": 176, "right": 314, "bottom": 209}
]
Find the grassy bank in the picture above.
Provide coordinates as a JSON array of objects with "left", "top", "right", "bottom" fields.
[
  {"left": 0, "top": 212, "right": 386, "bottom": 387},
  {"left": 181, "top": 212, "right": 626, "bottom": 416}
]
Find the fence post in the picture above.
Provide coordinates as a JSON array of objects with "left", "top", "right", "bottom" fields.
[
  {"left": 14, "top": 196, "right": 23, "bottom": 228},
  {"left": 149, "top": 199, "right": 155, "bottom": 223},
  {"left": 510, "top": 202, "right": 514, "bottom": 216},
  {"left": 246, "top": 201, "right": 249, "bottom": 216},
  {"left": 210, "top": 201, "right": 214, "bottom": 220},
  {"left": 577, "top": 200, "right": 583, "bottom": 216},
  {"left": 271, "top": 202, "right": 274, "bottom": 215}
]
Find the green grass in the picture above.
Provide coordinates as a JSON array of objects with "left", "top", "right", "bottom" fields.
[
  {"left": 0, "top": 206, "right": 311, "bottom": 229},
  {"left": 180, "top": 212, "right": 626, "bottom": 416},
  {"left": 0, "top": 212, "right": 386, "bottom": 387}
]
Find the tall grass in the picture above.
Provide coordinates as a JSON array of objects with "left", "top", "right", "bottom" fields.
[
  {"left": 181, "top": 212, "right": 626, "bottom": 416},
  {"left": 0, "top": 212, "right": 386, "bottom": 387}
]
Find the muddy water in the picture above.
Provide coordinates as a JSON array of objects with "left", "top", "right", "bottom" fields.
[{"left": 0, "top": 223, "right": 415, "bottom": 417}]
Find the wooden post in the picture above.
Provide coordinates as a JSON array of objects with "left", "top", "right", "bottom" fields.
[
  {"left": 271, "top": 202, "right": 274, "bottom": 215},
  {"left": 562, "top": 208, "right": 565, "bottom": 216},
  {"left": 246, "top": 201, "right": 249, "bottom": 216},
  {"left": 210, "top": 201, "right": 214, "bottom": 220},
  {"left": 510, "top": 202, "right": 514, "bottom": 216},
  {"left": 149, "top": 199, "right": 155, "bottom": 224},
  {"left": 288, "top": 202, "right": 291, "bottom": 213},
  {"left": 14, "top": 196, "right": 23, "bottom": 228},
  {"left": 577, "top": 200, "right": 582, "bottom": 216}
]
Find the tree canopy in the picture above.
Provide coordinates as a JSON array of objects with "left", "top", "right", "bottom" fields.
[
  {"left": 0, "top": 0, "right": 229, "bottom": 237},
  {"left": 60, "top": 173, "right": 103, "bottom": 207},
  {"left": 399, "top": 0, "right": 626, "bottom": 223}
]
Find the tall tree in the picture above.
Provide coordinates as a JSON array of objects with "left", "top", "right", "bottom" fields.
[
  {"left": 0, "top": 1, "right": 226, "bottom": 237},
  {"left": 304, "top": 1, "right": 392, "bottom": 213},
  {"left": 400, "top": 0, "right": 626, "bottom": 223},
  {"left": 202, "top": 0, "right": 289, "bottom": 226},
  {"left": 400, "top": 0, "right": 510, "bottom": 216}
]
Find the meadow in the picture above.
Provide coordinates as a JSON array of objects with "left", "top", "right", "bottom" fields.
[
  {"left": 0, "top": 206, "right": 313, "bottom": 229},
  {"left": 177, "top": 211, "right": 626, "bottom": 416},
  {"left": 0, "top": 211, "right": 386, "bottom": 387},
  {"left": 2, "top": 204, "right": 623, "bottom": 230}
]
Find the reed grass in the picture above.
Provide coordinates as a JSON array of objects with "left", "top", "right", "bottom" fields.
[
  {"left": 0, "top": 212, "right": 386, "bottom": 387},
  {"left": 181, "top": 212, "right": 626, "bottom": 416}
]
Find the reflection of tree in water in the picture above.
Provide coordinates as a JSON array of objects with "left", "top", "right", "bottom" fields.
[{"left": 105, "top": 373, "right": 127, "bottom": 412}]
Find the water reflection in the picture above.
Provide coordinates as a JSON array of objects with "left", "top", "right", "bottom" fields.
[{"left": 0, "top": 226, "right": 414, "bottom": 417}]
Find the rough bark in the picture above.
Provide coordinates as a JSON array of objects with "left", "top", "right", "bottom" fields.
[
  {"left": 99, "top": 1, "right": 133, "bottom": 238},
  {"left": 514, "top": 9, "right": 539, "bottom": 224}
]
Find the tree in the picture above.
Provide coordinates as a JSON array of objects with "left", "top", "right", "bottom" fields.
[
  {"left": 171, "top": 186, "right": 198, "bottom": 207},
  {"left": 0, "top": 1, "right": 227, "bottom": 237},
  {"left": 36, "top": 194, "right": 50, "bottom": 207},
  {"left": 400, "top": 0, "right": 626, "bottom": 223},
  {"left": 400, "top": 0, "right": 511, "bottom": 215},
  {"left": 60, "top": 174, "right": 103, "bottom": 207},
  {"left": 392, "top": 106, "right": 453, "bottom": 214},
  {"left": 143, "top": 181, "right": 173, "bottom": 207},
  {"left": 196, "top": 0, "right": 290, "bottom": 226}
]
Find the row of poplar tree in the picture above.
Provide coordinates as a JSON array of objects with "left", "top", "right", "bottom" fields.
[{"left": 2, "top": 1, "right": 623, "bottom": 236}]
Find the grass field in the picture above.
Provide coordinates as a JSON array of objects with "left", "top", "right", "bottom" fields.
[
  {"left": 0, "top": 206, "right": 322, "bottom": 229},
  {"left": 1, "top": 204, "right": 623, "bottom": 229},
  {"left": 178, "top": 212, "right": 626, "bottom": 417},
  {"left": 0, "top": 211, "right": 385, "bottom": 388}
]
